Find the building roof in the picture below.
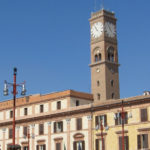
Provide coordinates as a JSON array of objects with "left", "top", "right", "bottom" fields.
[{"left": 0, "top": 90, "right": 93, "bottom": 111}]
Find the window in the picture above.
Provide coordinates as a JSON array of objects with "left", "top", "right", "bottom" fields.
[
  {"left": 95, "top": 115, "right": 107, "bottom": 128},
  {"left": 140, "top": 108, "right": 148, "bottom": 122},
  {"left": 112, "top": 93, "right": 115, "bottom": 99},
  {"left": 24, "top": 108, "right": 28, "bottom": 116},
  {"left": 95, "top": 54, "right": 98, "bottom": 62},
  {"left": 111, "top": 80, "right": 114, "bottom": 87},
  {"left": 36, "top": 144, "right": 46, "bottom": 150},
  {"left": 56, "top": 143, "right": 61, "bottom": 150},
  {"left": 9, "top": 128, "right": 13, "bottom": 139},
  {"left": 97, "top": 81, "right": 100, "bottom": 87},
  {"left": 137, "top": 134, "right": 148, "bottom": 149},
  {"left": 115, "top": 112, "right": 128, "bottom": 125},
  {"left": 10, "top": 110, "right": 13, "bottom": 118},
  {"left": 96, "top": 139, "right": 105, "bottom": 150},
  {"left": 97, "top": 93, "right": 100, "bottom": 100},
  {"left": 23, "top": 146, "right": 28, "bottom": 150},
  {"left": 119, "top": 136, "right": 129, "bottom": 150},
  {"left": 57, "top": 101, "right": 61, "bottom": 110},
  {"left": 73, "top": 141, "right": 85, "bottom": 150},
  {"left": 95, "top": 53, "right": 101, "bottom": 62},
  {"left": 54, "top": 121, "right": 63, "bottom": 133},
  {"left": 39, "top": 124, "right": 44, "bottom": 135},
  {"left": 76, "top": 100, "right": 79, "bottom": 106},
  {"left": 23, "top": 126, "right": 28, "bottom": 136},
  {"left": 76, "top": 118, "right": 82, "bottom": 130},
  {"left": 40, "top": 105, "right": 44, "bottom": 113},
  {"left": 108, "top": 47, "right": 114, "bottom": 62}
]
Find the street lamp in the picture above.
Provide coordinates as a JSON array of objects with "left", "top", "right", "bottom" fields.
[
  {"left": 4, "top": 68, "right": 26, "bottom": 150},
  {"left": 114, "top": 100, "right": 132, "bottom": 150},
  {"left": 96, "top": 117, "right": 109, "bottom": 150}
]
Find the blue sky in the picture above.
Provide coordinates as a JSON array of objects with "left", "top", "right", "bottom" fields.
[{"left": 0, "top": 0, "right": 150, "bottom": 101}]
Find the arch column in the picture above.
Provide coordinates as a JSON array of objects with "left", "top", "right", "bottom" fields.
[
  {"left": 47, "top": 122, "right": 52, "bottom": 150},
  {"left": 87, "top": 115, "right": 92, "bottom": 150},
  {"left": 66, "top": 118, "right": 71, "bottom": 150}
]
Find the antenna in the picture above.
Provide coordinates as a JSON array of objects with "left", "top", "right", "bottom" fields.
[
  {"left": 94, "top": 0, "right": 97, "bottom": 11},
  {"left": 101, "top": 0, "right": 104, "bottom": 9}
]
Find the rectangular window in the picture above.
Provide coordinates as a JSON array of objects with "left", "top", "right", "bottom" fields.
[
  {"left": 73, "top": 141, "right": 85, "bottom": 150},
  {"left": 76, "top": 118, "right": 82, "bottom": 130},
  {"left": 141, "top": 108, "right": 148, "bottom": 122},
  {"left": 10, "top": 110, "right": 13, "bottom": 118},
  {"left": 54, "top": 121, "right": 63, "bottom": 133},
  {"left": 137, "top": 134, "right": 148, "bottom": 149},
  {"left": 39, "top": 124, "right": 44, "bottom": 135},
  {"left": 9, "top": 128, "right": 13, "bottom": 139},
  {"left": 56, "top": 143, "right": 61, "bottom": 150},
  {"left": 76, "top": 100, "right": 79, "bottom": 106},
  {"left": 57, "top": 101, "right": 61, "bottom": 110},
  {"left": 95, "top": 115, "right": 107, "bottom": 128},
  {"left": 40, "top": 105, "right": 44, "bottom": 113},
  {"left": 24, "top": 108, "right": 28, "bottom": 116},
  {"left": 95, "top": 139, "right": 105, "bottom": 150},
  {"left": 23, "top": 126, "right": 28, "bottom": 136},
  {"left": 115, "top": 112, "right": 128, "bottom": 125},
  {"left": 36, "top": 145, "right": 46, "bottom": 150},
  {"left": 23, "top": 146, "right": 28, "bottom": 150},
  {"left": 119, "top": 136, "right": 129, "bottom": 150}
]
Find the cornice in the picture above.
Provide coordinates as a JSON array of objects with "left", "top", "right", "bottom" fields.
[{"left": 0, "top": 96, "right": 150, "bottom": 127}]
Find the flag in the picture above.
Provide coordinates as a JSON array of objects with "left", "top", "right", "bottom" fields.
[
  {"left": 78, "top": 142, "right": 82, "bottom": 150},
  {"left": 64, "top": 143, "right": 66, "bottom": 150}
]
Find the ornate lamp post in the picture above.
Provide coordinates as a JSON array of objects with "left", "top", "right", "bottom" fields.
[
  {"left": 3, "top": 68, "right": 26, "bottom": 150},
  {"left": 100, "top": 120, "right": 104, "bottom": 150}
]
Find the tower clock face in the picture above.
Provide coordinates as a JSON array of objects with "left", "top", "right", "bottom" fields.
[
  {"left": 91, "top": 22, "right": 103, "bottom": 38},
  {"left": 105, "top": 22, "right": 116, "bottom": 38}
]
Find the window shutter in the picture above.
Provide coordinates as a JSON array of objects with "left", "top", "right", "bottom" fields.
[
  {"left": 80, "top": 118, "right": 82, "bottom": 130},
  {"left": 43, "top": 144, "right": 46, "bottom": 150},
  {"left": 82, "top": 141, "right": 85, "bottom": 150},
  {"left": 137, "top": 135, "right": 141, "bottom": 149},
  {"left": 61, "top": 121, "right": 63, "bottom": 132},
  {"left": 119, "top": 136, "right": 122, "bottom": 150},
  {"left": 115, "top": 113, "right": 118, "bottom": 125},
  {"left": 141, "top": 109, "right": 147, "bottom": 122},
  {"left": 125, "top": 136, "right": 129, "bottom": 150},
  {"left": 54, "top": 122, "right": 56, "bottom": 133},
  {"left": 77, "top": 118, "right": 82, "bottom": 130},
  {"left": 73, "top": 141, "right": 77, "bottom": 150},
  {"left": 144, "top": 134, "right": 148, "bottom": 148},
  {"left": 96, "top": 139, "right": 99, "bottom": 150},
  {"left": 36, "top": 145, "right": 39, "bottom": 150},
  {"left": 104, "top": 115, "right": 107, "bottom": 127},
  {"left": 124, "top": 112, "right": 128, "bottom": 124},
  {"left": 95, "top": 116, "right": 99, "bottom": 127}
]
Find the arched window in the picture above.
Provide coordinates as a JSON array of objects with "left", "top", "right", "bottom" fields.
[
  {"left": 98, "top": 53, "right": 101, "bottom": 61},
  {"left": 97, "top": 93, "right": 100, "bottom": 100},
  {"left": 111, "top": 80, "right": 114, "bottom": 87},
  {"left": 95, "top": 53, "right": 101, "bottom": 62},
  {"left": 108, "top": 47, "right": 114, "bottom": 62},
  {"left": 95, "top": 54, "right": 98, "bottom": 62}
]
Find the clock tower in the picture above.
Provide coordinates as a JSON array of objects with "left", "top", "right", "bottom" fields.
[{"left": 89, "top": 9, "right": 120, "bottom": 102}]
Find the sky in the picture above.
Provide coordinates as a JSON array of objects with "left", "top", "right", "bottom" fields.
[{"left": 0, "top": 0, "right": 150, "bottom": 101}]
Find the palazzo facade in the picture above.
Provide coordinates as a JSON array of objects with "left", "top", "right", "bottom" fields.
[{"left": 0, "top": 9, "right": 149, "bottom": 150}]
